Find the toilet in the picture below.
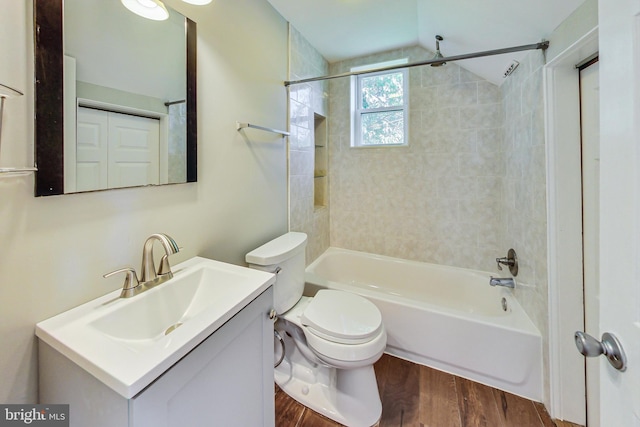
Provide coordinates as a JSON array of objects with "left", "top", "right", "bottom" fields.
[{"left": 246, "top": 232, "right": 386, "bottom": 427}]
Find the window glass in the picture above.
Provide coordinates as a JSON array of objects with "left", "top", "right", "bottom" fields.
[
  {"left": 360, "top": 72, "right": 404, "bottom": 109},
  {"left": 361, "top": 111, "right": 405, "bottom": 145},
  {"left": 351, "top": 60, "right": 409, "bottom": 148}
]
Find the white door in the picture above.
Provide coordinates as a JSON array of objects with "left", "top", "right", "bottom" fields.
[
  {"left": 75, "top": 107, "right": 160, "bottom": 191},
  {"left": 107, "top": 112, "right": 160, "bottom": 189},
  {"left": 597, "top": 0, "right": 640, "bottom": 425},
  {"left": 76, "top": 107, "right": 108, "bottom": 191},
  {"left": 579, "top": 61, "right": 600, "bottom": 427}
]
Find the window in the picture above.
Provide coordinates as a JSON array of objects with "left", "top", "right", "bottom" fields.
[{"left": 351, "top": 59, "right": 409, "bottom": 147}]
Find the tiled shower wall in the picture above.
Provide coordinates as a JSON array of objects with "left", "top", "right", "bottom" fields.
[
  {"left": 502, "top": 51, "right": 548, "bottom": 336},
  {"left": 288, "top": 26, "right": 330, "bottom": 263},
  {"left": 328, "top": 46, "right": 505, "bottom": 272},
  {"left": 499, "top": 49, "right": 549, "bottom": 400}
]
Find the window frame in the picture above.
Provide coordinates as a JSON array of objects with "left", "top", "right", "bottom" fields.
[{"left": 350, "top": 59, "right": 410, "bottom": 148}]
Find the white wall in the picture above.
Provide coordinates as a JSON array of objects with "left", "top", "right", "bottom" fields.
[
  {"left": 65, "top": 0, "right": 186, "bottom": 101},
  {"left": 0, "top": 0, "right": 288, "bottom": 403}
]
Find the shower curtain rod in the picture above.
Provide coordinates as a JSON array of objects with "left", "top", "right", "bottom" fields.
[{"left": 284, "top": 40, "right": 549, "bottom": 87}]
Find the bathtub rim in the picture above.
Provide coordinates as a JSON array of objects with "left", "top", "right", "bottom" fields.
[{"left": 305, "top": 246, "right": 541, "bottom": 338}]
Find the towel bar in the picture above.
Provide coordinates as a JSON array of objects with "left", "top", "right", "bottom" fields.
[{"left": 236, "top": 121, "right": 289, "bottom": 137}]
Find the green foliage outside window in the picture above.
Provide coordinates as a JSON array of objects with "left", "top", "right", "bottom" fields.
[
  {"left": 361, "top": 72, "right": 404, "bottom": 109},
  {"left": 361, "top": 111, "right": 404, "bottom": 145},
  {"left": 356, "top": 71, "right": 407, "bottom": 146}
]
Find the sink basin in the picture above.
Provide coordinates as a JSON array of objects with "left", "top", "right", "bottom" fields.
[
  {"left": 36, "top": 257, "right": 275, "bottom": 398},
  {"left": 89, "top": 265, "right": 265, "bottom": 348}
]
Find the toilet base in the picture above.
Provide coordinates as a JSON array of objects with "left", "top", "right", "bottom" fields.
[{"left": 275, "top": 327, "right": 382, "bottom": 427}]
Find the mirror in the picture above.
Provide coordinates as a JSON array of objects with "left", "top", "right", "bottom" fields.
[{"left": 34, "top": 0, "right": 197, "bottom": 196}]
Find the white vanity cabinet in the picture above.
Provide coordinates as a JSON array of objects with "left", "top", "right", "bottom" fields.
[{"left": 39, "top": 288, "right": 275, "bottom": 427}]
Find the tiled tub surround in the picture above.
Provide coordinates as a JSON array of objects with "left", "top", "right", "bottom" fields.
[
  {"left": 499, "top": 48, "right": 550, "bottom": 399},
  {"left": 327, "top": 45, "right": 551, "bottom": 403},
  {"left": 288, "top": 26, "right": 330, "bottom": 264},
  {"left": 328, "top": 46, "right": 505, "bottom": 274},
  {"left": 500, "top": 49, "right": 547, "bottom": 329}
]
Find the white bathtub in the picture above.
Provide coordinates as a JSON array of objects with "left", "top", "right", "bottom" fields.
[{"left": 305, "top": 247, "right": 543, "bottom": 401}]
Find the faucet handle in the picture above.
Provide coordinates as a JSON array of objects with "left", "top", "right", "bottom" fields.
[
  {"left": 104, "top": 267, "right": 140, "bottom": 297},
  {"left": 495, "top": 249, "right": 518, "bottom": 276},
  {"left": 157, "top": 255, "right": 173, "bottom": 277},
  {"left": 157, "top": 245, "right": 182, "bottom": 277}
]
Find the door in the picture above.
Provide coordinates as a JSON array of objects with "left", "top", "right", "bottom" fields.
[
  {"left": 107, "top": 112, "right": 160, "bottom": 189},
  {"left": 76, "top": 107, "right": 109, "bottom": 192},
  {"left": 75, "top": 107, "right": 160, "bottom": 191},
  {"left": 597, "top": 0, "right": 640, "bottom": 425},
  {"left": 579, "top": 60, "right": 600, "bottom": 427}
]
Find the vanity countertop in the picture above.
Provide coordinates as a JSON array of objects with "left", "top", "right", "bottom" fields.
[{"left": 36, "top": 256, "right": 275, "bottom": 398}]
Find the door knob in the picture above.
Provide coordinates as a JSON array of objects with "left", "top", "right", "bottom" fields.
[{"left": 574, "top": 331, "right": 627, "bottom": 371}]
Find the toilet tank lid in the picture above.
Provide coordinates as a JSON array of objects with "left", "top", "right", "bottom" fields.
[{"left": 245, "top": 232, "right": 308, "bottom": 265}]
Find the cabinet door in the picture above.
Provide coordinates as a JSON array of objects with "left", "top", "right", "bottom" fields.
[{"left": 130, "top": 288, "right": 275, "bottom": 427}]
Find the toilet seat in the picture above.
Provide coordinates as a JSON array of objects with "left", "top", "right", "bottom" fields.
[
  {"left": 301, "top": 290, "right": 383, "bottom": 344},
  {"left": 281, "top": 290, "right": 387, "bottom": 365}
]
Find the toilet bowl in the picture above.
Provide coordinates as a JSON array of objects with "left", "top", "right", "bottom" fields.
[
  {"left": 282, "top": 291, "right": 387, "bottom": 368},
  {"left": 246, "top": 232, "right": 387, "bottom": 427}
]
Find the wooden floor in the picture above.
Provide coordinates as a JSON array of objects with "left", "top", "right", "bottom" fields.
[{"left": 275, "top": 354, "right": 583, "bottom": 427}]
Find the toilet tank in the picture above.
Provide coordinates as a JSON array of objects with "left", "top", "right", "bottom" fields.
[{"left": 246, "top": 232, "right": 307, "bottom": 314}]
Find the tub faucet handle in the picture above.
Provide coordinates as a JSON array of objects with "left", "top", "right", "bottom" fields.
[
  {"left": 495, "top": 248, "right": 518, "bottom": 276},
  {"left": 496, "top": 257, "right": 510, "bottom": 270}
]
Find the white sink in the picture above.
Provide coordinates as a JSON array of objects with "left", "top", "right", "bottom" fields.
[{"left": 36, "top": 257, "right": 275, "bottom": 398}]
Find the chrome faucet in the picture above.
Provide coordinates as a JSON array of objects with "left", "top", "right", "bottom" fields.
[
  {"left": 489, "top": 277, "right": 515, "bottom": 288},
  {"left": 140, "top": 233, "right": 180, "bottom": 284}
]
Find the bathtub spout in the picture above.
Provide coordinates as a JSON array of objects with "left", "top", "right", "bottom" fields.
[{"left": 490, "top": 277, "right": 515, "bottom": 288}]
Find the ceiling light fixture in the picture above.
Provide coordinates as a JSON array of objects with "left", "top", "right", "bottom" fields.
[
  {"left": 121, "top": 0, "right": 169, "bottom": 21},
  {"left": 182, "top": 0, "right": 213, "bottom": 5}
]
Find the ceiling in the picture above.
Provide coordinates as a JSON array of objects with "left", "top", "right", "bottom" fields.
[{"left": 266, "top": 0, "right": 586, "bottom": 85}]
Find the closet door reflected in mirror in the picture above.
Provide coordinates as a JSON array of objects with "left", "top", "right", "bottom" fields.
[
  {"left": 74, "top": 107, "right": 161, "bottom": 192},
  {"left": 34, "top": 0, "right": 197, "bottom": 196}
]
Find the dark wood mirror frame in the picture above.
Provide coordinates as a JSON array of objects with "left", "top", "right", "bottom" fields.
[{"left": 34, "top": 0, "right": 197, "bottom": 197}]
